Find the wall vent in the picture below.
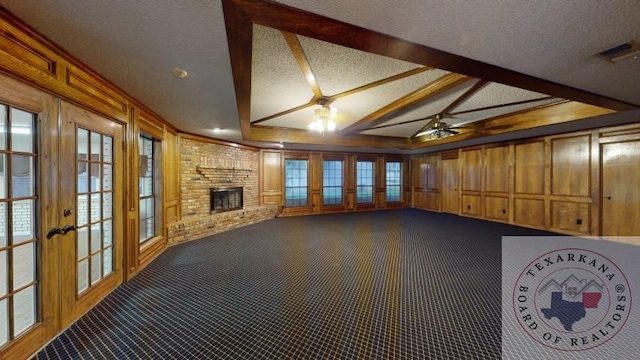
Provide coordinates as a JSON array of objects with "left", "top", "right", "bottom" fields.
[{"left": 596, "top": 40, "right": 640, "bottom": 62}]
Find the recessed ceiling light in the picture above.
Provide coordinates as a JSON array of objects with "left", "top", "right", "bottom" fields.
[
  {"left": 212, "top": 127, "right": 222, "bottom": 133},
  {"left": 171, "top": 68, "right": 189, "bottom": 78}
]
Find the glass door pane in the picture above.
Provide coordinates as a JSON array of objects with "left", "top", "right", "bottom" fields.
[
  {"left": 0, "top": 106, "right": 38, "bottom": 347},
  {"left": 76, "top": 128, "right": 114, "bottom": 295}
]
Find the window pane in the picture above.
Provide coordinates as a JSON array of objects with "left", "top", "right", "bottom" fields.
[
  {"left": 11, "top": 155, "right": 34, "bottom": 197},
  {"left": 102, "top": 136, "right": 113, "bottom": 163},
  {"left": 12, "top": 242, "right": 34, "bottom": 289},
  {"left": 77, "top": 194, "right": 88, "bottom": 226},
  {"left": 386, "top": 161, "right": 402, "bottom": 202},
  {"left": 78, "top": 259, "right": 88, "bottom": 293},
  {"left": 77, "top": 128, "right": 89, "bottom": 160},
  {"left": 103, "top": 192, "right": 113, "bottom": 220},
  {"left": 0, "top": 154, "right": 6, "bottom": 199},
  {"left": 90, "top": 193, "right": 101, "bottom": 223},
  {"left": 90, "top": 254, "right": 101, "bottom": 285},
  {"left": 90, "top": 132, "right": 101, "bottom": 160},
  {"left": 0, "top": 105, "right": 6, "bottom": 150},
  {"left": 103, "top": 246, "right": 113, "bottom": 275},
  {"left": 356, "top": 161, "right": 374, "bottom": 204},
  {"left": 77, "top": 226, "right": 88, "bottom": 260},
  {"left": 0, "top": 299, "right": 7, "bottom": 346},
  {"left": 10, "top": 108, "right": 34, "bottom": 153},
  {"left": 90, "top": 223, "right": 102, "bottom": 253},
  {"left": 0, "top": 203, "right": 6, "bottom": 247},
  {"left": 0, "top": 250, "right": 6, "bottom": 296},
  {"left": 285, "top": 159, "right": 308, "bottom": 207},
  {"left": 12, "top": 200, "right": 34, "bottom": 243},
  {"left": 103, "top": 164, "right": 113, "bottom": 191},
  {"left": 13, "top": 286, "right": 35, "bottom": 337},
  {"left": 323, "top": 160, "right": 343, "bottom": 206},
  {"left": 90, "top": 163, "right": 101, "bottom": 192}
]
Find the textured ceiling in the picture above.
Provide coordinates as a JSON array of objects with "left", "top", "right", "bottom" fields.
[{"left": 1, "top": 0, "right": 639, "bottom": 152}]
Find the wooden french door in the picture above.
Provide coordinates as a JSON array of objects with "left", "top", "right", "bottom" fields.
[
  {"left": 58, "top": 101, "right": 124, "bottom": 327},
  {"left": 0, "top": 71, "right": 124, "bottom": 359},
  {"left": 441, "top": 159, "right": 459, "bottom": 214},
  {"left": 601, "top": 140, "right": 640, "bottom": 237}
]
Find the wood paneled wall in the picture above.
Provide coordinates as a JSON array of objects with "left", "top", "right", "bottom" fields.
[
  {"left": 411, "top": 123, "right": 640, "bottom": 237},
  {"left": 0, "top": 10, "right": 181, "bottom": 278},
  {"left": 260, "top": 150, "right": 408, "bottom": 216}
]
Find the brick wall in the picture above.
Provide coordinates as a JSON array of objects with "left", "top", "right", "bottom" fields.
[
  {"left": 169, "top": 138, "right": 278, "bottom": 245},
  {"left": 180, "top": 138, "right": 259, "bottom": 217}
]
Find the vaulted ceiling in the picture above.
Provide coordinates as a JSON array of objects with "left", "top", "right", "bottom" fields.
[{"left": 1, "top": 0, "right": 639, "bottom": 153}]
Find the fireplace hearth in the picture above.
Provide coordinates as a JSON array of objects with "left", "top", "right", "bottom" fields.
[{"left": 210, "top": 187, "right": 243, "bottom": 213}]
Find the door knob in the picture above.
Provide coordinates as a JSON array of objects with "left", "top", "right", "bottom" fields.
[
  {"left": 605, "top": 196, "right": 612, "bottom": 200},
  {"left": 46, "top": 228, "right": 64, "bottom": 239},
  {"left": 61, "top": 224, "right": 78, "bottom": 234}
]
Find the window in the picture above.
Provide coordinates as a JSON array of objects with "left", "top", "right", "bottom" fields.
[
  {"left": 386, "top": 161, "right": 402, "bottom": 202},
  {"left": 323, "top": 160, "right": 343, "bottom": 206},
  {"left": 356, "top": 160, "right": 374, "bottom": 204},
  {"left": 139, "top": 134, "right": 162, "bottom": 243},
  {"left": 285, "top": 159, "right": 308, "bottom": 207}
]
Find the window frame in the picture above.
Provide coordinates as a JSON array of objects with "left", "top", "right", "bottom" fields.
[
  {"left": 284, "top": 157, "right": 310, "bottom": 208},
  {"left": 322, "top": 158, "right": 344, "bottom": 207},
  {"left": 356, "top": 159, "right": 375, "bottom": 205},
  {"left": 385, "top": 160, "right": 402, "bottom": 203}
]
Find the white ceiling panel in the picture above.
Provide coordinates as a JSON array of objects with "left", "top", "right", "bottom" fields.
[
  {"left": 298, "top": 34, "right": 424, "bottom": 96},
  {"left": 360, "top": 120, "right": 429, "bottom": 138},
  {"left": 453, "top": 82, "right": 550, "bottom": 113},
  {"left": 251, "top": 25, "right": 314, "bottom": 122}
]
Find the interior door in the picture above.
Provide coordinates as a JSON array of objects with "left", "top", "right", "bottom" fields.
[
  {"left": 0, "top": 75, "right": 59, "bottom": 359},
  {"left": 58, "top": 102, "right": 124, "bottom": 327},
  {"left": 602, "top": 140, "right": 640, "bottom": 237},
  {"left": 441, "top": 159, "right": 459, "bottom": 214}
]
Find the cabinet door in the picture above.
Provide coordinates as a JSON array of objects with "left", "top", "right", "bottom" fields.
[{"left": 441, "top": 159, "right": 458, "bottom": 214}]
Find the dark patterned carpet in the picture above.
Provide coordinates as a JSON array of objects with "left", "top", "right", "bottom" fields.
[{"left": 35, "top": 209, "right": 554, "bottom": 359}]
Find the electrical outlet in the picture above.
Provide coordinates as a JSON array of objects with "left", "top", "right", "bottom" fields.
[{"left": 576, "top": 219, "right": 582, "bottom": 225}]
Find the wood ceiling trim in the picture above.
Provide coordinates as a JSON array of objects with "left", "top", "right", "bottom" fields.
[
  {"left": 449, "top": 96, "right": 557, "bottom": 116},
  {"left": 281, "top": 31, "right": 323, "bottom": 99},
  {"left": 411, "top": 101, "right": 615, "bottom": 148},
  {"left": 251, "top": 99, "right": 315, "bottom": 125},
  {"left": 223, "top": 0, "right": 637, "bottom": 113},
  {"left": 367, "top": 116, "right": 432, "bottom": 130},
  {"left": 251, "top": 126, "right": 411, "bottom": 149},
  {"left": 329, "top": 67, "right": 432, "bottom": 100},
  {"left": 441, "top": 80, "right": 488, "bottom": 114},
  {"left": 339, "top": 73, "right": 471, "bottom": 135}
]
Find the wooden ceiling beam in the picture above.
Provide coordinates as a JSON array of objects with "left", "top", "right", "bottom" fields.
[
  {"left": 441, "top": 80, "right": 488, "bottom": 114},
  {"left": 329, "top": 67, "right": 432, "bottom": 100},
  {"left": 449, "top": 96, "right": 556, "bottom": 116},
  {"left": 250, "top": 126, "right": 412, "bottom": 149},
  {"left": 223, "top": 0, "right": 637, "bottom": 111},
  {"left": 411, "top": 101, "right": 615, "bottom": 148},
  {"left": 222, "top": 0, "right": 254, "bottom": 139},
  {"left": 338, "top": 73, "right": 471, "bottom": 135},
  {"left": 281, "top": 31, "right": 324, "bottom": 99},
  {"left": 251, "top": 99, "right": 316, "bottom": 125}
]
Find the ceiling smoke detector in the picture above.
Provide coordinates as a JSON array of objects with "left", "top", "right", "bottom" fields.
[{"left": 596, "top": 40, "right": 640, "bottom": 62}]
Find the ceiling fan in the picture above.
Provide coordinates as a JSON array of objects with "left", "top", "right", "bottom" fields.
[{"left": 414, "top": 113, "right": 466, "bottom": 139}]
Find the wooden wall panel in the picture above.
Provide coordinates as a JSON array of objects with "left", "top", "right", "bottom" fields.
[
  {"left": 425, "top": 154, "right": 440, "bottom": 190},
  {"left": 414, "top": 191, "right": 426, "bottom": 208},
  {"left": 163, "top": 127, "right": 180, "bottom": 224},
  {"left": 461, "top": 149, "right": 482, "bottom": 192},
  {"left": 551, "top": 135, "right": 590, "bottom": 197},
  {"left": 461, "top": 194, "right": 481, "bottom": 216},
  {"left": 260, "top": 150, "right": 283, "bottom": 205},
  {"left": 426, "top": 192, "right": 440, "bottom": 211},
  {"left": 514, "top": 198, "right": 545, "bottom": 228},
  {"left": 485, "top": 145, "right": 510, "bottom": 193},
  {"left": 441, "top": 158, "right": 459, "bottom": 214},
  {"left": 550, "top": 201, "right": 590, "bottom": 234},
  {"left": 485, "top": 196, "right": 508, "bottom": 222},
  {"left": 514, "top": 141, "right": 545, "bottom": 195}
]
